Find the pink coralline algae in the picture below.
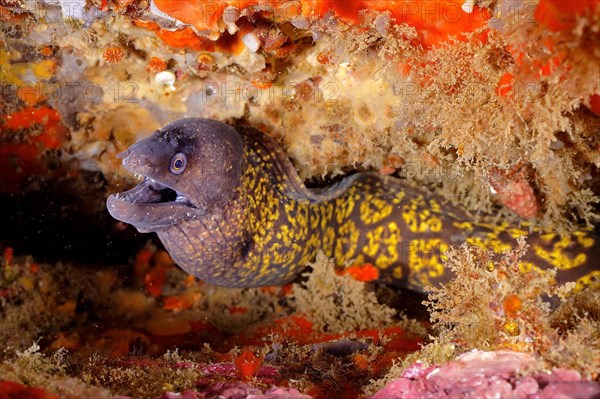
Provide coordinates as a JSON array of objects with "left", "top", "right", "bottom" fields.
[
  {"left": 370, "top": 350, "right": 600, "bottom": 399},
  {"left": 155, "top": 385, "right": 312, "bottom": 399}
]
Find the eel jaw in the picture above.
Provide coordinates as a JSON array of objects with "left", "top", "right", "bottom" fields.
[
  {"left": 106, "top": 176, "right": 199, "bottom": 233},
  {"left": 114, "top": 176, "right": 194, "bottom": 207}
]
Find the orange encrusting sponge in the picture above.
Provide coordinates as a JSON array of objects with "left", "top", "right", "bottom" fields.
[
  {"left": 153, "top": 0, "right": 490, "bottom": 48},
  {"left": 534, "top": 0, "right": 599, "bottom": 31}
]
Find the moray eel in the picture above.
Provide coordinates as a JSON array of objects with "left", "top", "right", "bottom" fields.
[{"left": 106, "top": 118, "right": 600, "bottom": 292}]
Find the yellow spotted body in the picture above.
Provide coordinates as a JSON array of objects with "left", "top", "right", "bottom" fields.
[{"left": 157, "top": 126, "right": 599, "bottom": 291}]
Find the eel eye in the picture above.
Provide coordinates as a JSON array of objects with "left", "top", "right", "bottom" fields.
[{"left": 170, "top": 152, "right": 187, "bottom": 175}]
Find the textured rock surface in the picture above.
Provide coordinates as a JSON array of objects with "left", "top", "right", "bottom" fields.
[{"left": 371, "top": 350, "right": 600, "bottom": 399}]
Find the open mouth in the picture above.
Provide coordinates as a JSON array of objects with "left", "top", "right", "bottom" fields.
[{"left": 114, "top": 176, "right": 195, "bottom": 208}]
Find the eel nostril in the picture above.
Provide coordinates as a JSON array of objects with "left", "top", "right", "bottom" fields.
[{"left": 122, "top": 153, "right": 141, "bottom": 171}]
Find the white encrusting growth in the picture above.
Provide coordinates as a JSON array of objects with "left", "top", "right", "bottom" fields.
[
  {"left": 461, "top": 0, "right": 476, "bottom": 13},
  {"left": 242, "top": 32, "right": 260, "bottom": 52},
  {"left": 155, "top": 71, "right": 176, "bottom": 90}
]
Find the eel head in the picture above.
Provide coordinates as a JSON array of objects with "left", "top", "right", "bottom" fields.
[{"left": 106, "top": 118, "right": 244, "bottom": 233}]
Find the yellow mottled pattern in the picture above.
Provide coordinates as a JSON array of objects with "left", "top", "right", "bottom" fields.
[
  {"left": 374, "top": 222, "right": 402, "bottom": 269},
  {"left": 154, "top": 126, "right": 598, "bottom": 291},
  {"left": 402, "top": 196, "right": 443, "bottom": 233},
  {"left": 518, "top": 261, "right": 544, "bottom": 274},
  {"left": 453, "top": 221, "right": 474, "bottom": 231},
  {"left": 334, "top": 219, "right": 360, "bottom": 264},
  {"left": 574, "top": 270, "right": 600, "bottom": 292},
  {"left": 574, "top": 231, "right": 595, "bottom": 249},
  {"left": 335, "top": 196, "right": 355, "bottom": 224},
  {"left": 507, "top": 227, "right": 529, "bottom": 239},
  {"left": 200, "top": 140, "right": 323, "bottom": 286},
  {"left": 466, "top": 234, "right": 513, "bottom": 254},
  {"left": 309, "top": 177, "right": 597, "bottom": 291},
  {"left": 533, "top": 236, "right": 588, "bottom": 270},
  {"left": 407, "top": 238, "right": 449, "bottom": 287},
  {"left": 359, "top": 196, "right": 394, "bottom": 224},
  {"left": 191, "top": 130, "right": 599, "bottom": 291}
]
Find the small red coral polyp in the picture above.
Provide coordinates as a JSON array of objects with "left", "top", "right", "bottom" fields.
[
  {"left": 503, "top": 294, "right": 522, "bottom": 317},
  {"left": 234, "top": 349, "right": 264, "bottom": 380},
  {"left": 316, "top": 51, "right": 332, "bottom": 65},
  {"left": 342, "top": 263, "right": 380, "bottom": 282},
  {"left": 146, "top": 56, "right": 167, "bottom": 73},
  {"left": 103, "top": 46, "right": 124, "bottom": 63},
  {"left": 197, "top": 52, "right": 215, "bottom": 67}
]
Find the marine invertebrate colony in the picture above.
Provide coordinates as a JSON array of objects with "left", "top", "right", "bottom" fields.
[
  {"left": 107, "top": 118, "right": 600, "bottom": 292},
  {"left": 103, "top": 46, "right": 124, "bottom": 63}
]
